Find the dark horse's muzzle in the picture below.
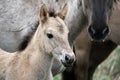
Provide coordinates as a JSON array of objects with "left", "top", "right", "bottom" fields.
[{"left": 88, "top": 24, "right": 109, "bottom": 41}]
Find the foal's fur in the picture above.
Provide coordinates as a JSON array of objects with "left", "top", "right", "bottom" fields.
[
  {"left": 0, "top": 0, "right": 84, "bottom": 76},
  {"left": 0, "top": 4, "right": 74, "bottom": 80}
]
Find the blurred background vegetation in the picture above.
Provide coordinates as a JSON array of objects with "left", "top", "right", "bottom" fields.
[
  {"left": 93, "top": 46, "right": 120, "bottom": 80},
  {"left": 54, "top": 46, "right": 120, "bottom": 80}
]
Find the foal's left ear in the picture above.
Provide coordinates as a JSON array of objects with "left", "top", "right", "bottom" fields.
[
  {"left": 40, "top": 4, "right": 49, "bottom": 23},
  {"left": 57, "top": 3, "right": 68, "bottom": 20}
]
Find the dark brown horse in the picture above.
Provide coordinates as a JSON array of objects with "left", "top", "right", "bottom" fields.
[
  {"left": 62, "top": 2, "right": 120, "bottom": 80},
  {"left": 82, "top": 0, "right": 119, "bottom": 41}
]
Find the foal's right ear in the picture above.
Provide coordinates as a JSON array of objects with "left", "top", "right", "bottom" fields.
[
  {"left": 57, "top": 3, "right": 68, "bottom": 20},
  {"left": 40, "top": 4, "right": 49, "bottom": 23}
]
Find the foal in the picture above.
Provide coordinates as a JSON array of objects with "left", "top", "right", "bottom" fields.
[{"left": 0, "top": 4, "right": 75, "bottom": 80}]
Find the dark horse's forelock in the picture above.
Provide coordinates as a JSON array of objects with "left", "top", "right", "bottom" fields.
[{"left": 18, "top": 21, "right": 39, "bottom": 51}]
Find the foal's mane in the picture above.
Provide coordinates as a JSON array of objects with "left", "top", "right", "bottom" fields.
[
  {"left": 18, "top": 21, "right": 39, "bottom": 51},
  {"left": 18, "top": 12, "right": 57, "bottom": 51}
]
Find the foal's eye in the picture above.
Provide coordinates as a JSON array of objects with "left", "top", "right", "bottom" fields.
[{"left": 47, "top": 33, "right": 53, "bottom": 39}]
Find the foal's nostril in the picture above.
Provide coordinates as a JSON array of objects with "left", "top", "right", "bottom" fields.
[
  {"left": 61, "top": 54, "right": 75, "bottom": 67},
  {"left": 65, "top": 55, "right": 71, "bottom": 62},
  {"left": 65, "top": 55, "right": 75, "bottom": 65}
]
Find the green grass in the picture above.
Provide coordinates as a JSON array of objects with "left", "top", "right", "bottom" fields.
[
  {"left": 93, "top": 46, "right": 120, "bottom": 80},
  {"left": 54, "top": 74, "right": 61, "bottom": 80}
]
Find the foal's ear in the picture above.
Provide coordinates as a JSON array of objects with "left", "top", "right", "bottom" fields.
[
  {"left": 40, "top": 4, "right": 49, "bottom": 23},
  {"left": 57, "top": 3, "right": 68, "bottom": 20}
]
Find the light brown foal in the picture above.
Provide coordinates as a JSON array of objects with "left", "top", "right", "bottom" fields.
[{"left": 0, "top": 4, "right": 75, "bottom": 80}]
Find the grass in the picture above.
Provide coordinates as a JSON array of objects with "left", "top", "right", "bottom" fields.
[
  {"left": 93, "top": 46, "right": 120, "bottom": 80},
  {"left": 54, "top": 74, "right": 61, "bottom": 80}
]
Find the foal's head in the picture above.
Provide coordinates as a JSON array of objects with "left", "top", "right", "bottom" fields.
[
  {"left": 39, "top": 4, "right": 75, "bottom": 67},
  {"left": 82, "top": 0, "right": 117, "bottom": 41}
]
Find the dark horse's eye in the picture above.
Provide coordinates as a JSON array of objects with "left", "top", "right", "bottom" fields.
[{"left": 47, "top": 33, "right": 53, "bottom": 39}]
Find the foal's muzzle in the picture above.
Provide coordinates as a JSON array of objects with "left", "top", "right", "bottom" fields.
[{"left": 61, "top": 54, "right": 75, "bottom": 67}]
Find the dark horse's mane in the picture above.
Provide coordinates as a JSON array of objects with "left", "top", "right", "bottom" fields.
[
  {"left": 114, "top": 0, "right": 119, "bottom": 3},
  {"left": 18, "top": 21, "right": 39, "bottom": 51}
]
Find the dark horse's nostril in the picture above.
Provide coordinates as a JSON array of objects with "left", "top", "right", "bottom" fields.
[
  {"left": 102, "top": 26, "right": 109, "bottom": 35},
  {"left": 88, "top": 26, "right": 96, "bottom": 35},
  {"left": 88, "top": 25, "right": 109, "bottom": 41}
]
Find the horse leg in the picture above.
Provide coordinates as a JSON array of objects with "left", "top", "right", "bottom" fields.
[
  {"left": 74, "top": 45, "right": 90, "bottom": 80},
  {"left": 88, "top": 40, "right": 117, "bottom": 80},
  {"left": 74, "top": 28, "right": 92, "bottom": 80}
]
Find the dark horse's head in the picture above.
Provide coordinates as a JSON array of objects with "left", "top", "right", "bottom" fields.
[{"left": 82, "top": 0, "right": 117, "bottom": 41}]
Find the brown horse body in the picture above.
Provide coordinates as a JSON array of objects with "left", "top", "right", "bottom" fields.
[
  {"left": 62, "top": 2, "right": 120, "bottom": 80},
  {"left": 73, "top": 28, "right": 117, "bottom": 80}
]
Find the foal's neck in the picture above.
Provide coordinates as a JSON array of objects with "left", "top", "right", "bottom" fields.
[{"left": 20, "top": 25, "right": 53, "bottom": 79}]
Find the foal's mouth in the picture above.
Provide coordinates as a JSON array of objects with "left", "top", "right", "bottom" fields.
[{"left": 61, "top": 59, "right": 74, "bottom": 67}]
